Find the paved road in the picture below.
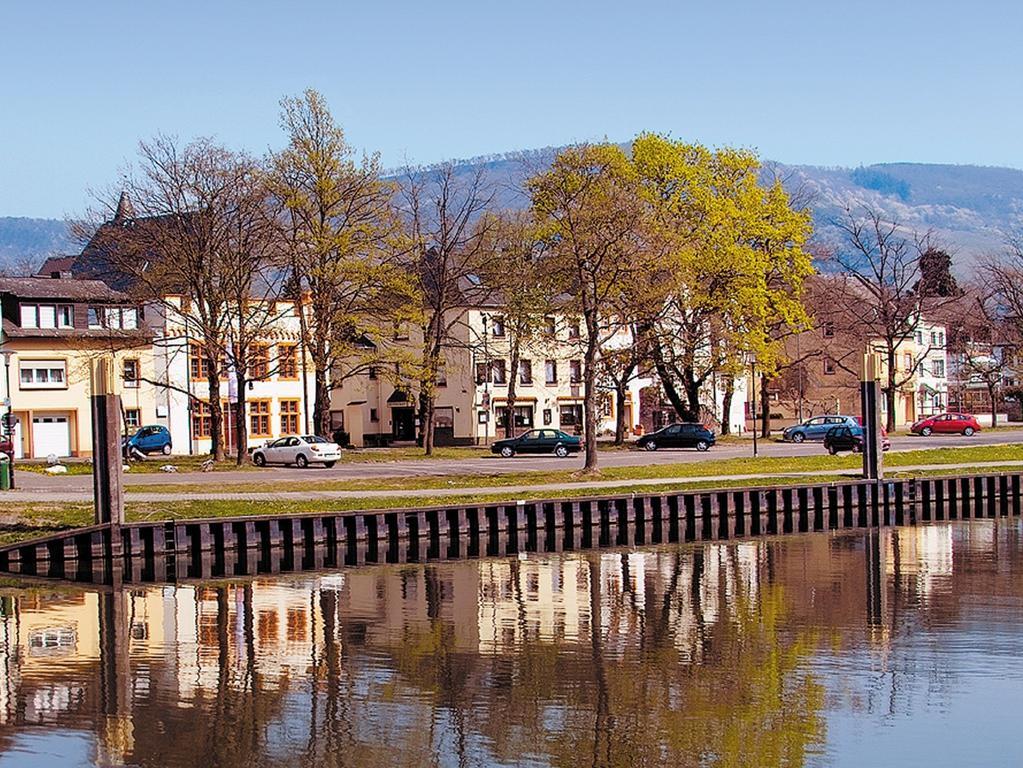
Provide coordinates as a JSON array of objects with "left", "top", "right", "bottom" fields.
[
  {"left": 10, "top": 429, "right": 1023, "bottom": 494},
  {"left": 7, "top": 458, "right": 1023, "bottom": 504}
]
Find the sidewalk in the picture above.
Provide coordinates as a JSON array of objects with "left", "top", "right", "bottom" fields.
[{"left": 4, "top": 460, "right": 1022, "bottom": 504}]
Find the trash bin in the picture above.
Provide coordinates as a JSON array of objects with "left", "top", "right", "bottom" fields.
[{"left": 0, "top": 455, "right": 10, "bottom": 491}]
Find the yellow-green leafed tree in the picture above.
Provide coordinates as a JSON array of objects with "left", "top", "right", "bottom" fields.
[
  {"left": 270, "top": 89, "right": 419, "bottom": 438},
  {"left": 631, "top": 134, "right": 813, "bottom": 431},
  {"left": 528, "top": 144, "right": 651, "bottom": 473}
]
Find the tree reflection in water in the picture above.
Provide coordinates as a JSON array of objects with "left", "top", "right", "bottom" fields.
[{"left": 2, "top": 523, "right": 1020, "bottom": 767}]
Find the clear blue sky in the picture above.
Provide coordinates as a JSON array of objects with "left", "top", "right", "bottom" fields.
[{"left": 1, "top": 0, "right": 1018, "bottom": 218}]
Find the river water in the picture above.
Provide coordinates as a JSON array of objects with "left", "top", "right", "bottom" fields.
[{"left": 0, "top": 520, "right": 1021, "bottom": 767}]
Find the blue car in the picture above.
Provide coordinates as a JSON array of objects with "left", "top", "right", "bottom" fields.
[
  {"left": 123, "top": 425, "right": 173, "bottom": 456},
  {"left": 782, "top": 415, "right": 859, "bottom": 443}
]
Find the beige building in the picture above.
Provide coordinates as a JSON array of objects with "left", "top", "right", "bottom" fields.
[{"left": 0, "top": 275, "right": 157, "bottom": 458}]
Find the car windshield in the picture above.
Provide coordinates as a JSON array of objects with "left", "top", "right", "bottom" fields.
[{"left": 301, "top": 435, "right": 329, "bottom": 443}]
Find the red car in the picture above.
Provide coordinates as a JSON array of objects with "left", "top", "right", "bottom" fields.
[{"left": 910, "top": 413, "right": 981, "bottom": 437}]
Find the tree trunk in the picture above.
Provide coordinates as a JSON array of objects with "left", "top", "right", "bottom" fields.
[
  {"left": 206, "top": 354, "right": 224, "bottom": 461},
  {"left": 683, "top": 369, "right": 702, "bottom": 423},
  {"left": 313, "top": 367, "right": 330, "bottom": 437},
  {"left": 760, "top": 372, "right": 772, "bottom": 438},
  {"left": 582, "top": 328, "right": 600, "bottom": 473},
  {"left": 614, "top": 380, "right": 628, "bottom": 445},
  {"left": 652, "top": 345, "right": 695, "bottom": 422},
  {"left": 989, "top": 382, "right": 998, "bottom": 428},
  {"left": 720, "top": 375, "right": 734, "bottom": 435},
  {"left": 234, "top": 374, "right": 248, "bottom": 466},
  {"left": 886, "top": 349, "right": 898, "bottom": 432},
  {"left": 506, "top": 339, "right": 520, "bottom": 439}
]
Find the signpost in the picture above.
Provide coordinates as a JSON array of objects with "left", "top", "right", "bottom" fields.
[{"left": 860, "top": 353, "right": 884, "bottom": 481}]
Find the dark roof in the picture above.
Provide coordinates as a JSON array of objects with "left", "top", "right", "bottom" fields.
[
  {"left": 36, "top": 256, "right": 78, "bottom": 278},
  {"left": 0, "top": 276, "right": 129, "bottom": 302}
]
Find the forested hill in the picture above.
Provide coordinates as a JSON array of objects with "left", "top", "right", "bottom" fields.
[
  {"left": 5, "top": 160, "right": 1022, "bottom": 272},
  {"left": 0, "top": 217, "right": 73, "bottom": 273}
]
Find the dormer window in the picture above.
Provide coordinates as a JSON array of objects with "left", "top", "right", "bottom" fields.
[
  {"left": 88, "top": 306, "right": 138, "bottom": 330},
  {"left": 19, "top": 303, "right": 73, "bottom": 329}
]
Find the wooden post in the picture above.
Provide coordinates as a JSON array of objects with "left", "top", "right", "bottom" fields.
[{"left": 91, "top": 358, "right": 125, "bottom": 527}]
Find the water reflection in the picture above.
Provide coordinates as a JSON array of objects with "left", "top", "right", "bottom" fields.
[{"left": 2, "top": 521, "right": 1023, "bottom": 767}]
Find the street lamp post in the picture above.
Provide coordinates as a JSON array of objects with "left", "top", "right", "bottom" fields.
[
  {"left": 2, "top": 350, "right": 14, "bottom": 489},
  {"left": 751, "top": 357, "right": 758, "bottom": 459}
]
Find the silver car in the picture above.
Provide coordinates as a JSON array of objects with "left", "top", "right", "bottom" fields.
[{"left": 251, "top": 435, "right": 341, "bottom": 468}]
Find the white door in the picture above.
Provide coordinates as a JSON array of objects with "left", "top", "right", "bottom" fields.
[
  {"left": 32, "top": 415, "right": 71, "bottom": 458},
  {"left": 12, "top": 420, "right": 23, "bottom": 459}
]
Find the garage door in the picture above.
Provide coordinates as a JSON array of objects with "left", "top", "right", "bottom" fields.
[{"left": 32, "top": 415, "right": 71, "bottom": 458}]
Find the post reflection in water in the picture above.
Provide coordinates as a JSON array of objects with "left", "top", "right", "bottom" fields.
[{"left": 1, "top": 521, "right": 1023, "bottom": 767}]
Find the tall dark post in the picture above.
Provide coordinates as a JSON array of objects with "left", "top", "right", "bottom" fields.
[
  {"left": 860, "top": 353, "right": 884, "bottom": 481},
  {"left": 92, "top": 358, "right": 125, "bottom": 527}
]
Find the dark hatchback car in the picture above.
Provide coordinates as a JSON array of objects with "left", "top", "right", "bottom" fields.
[
  {"left": 636, "top": 423, "right": 716, "bottom": 452},
  {"left": 824, "top": 424, "right": 891, "bottom": 455},
  {"left": 491, "top": 429, "right": 582, "bottom": 458}
]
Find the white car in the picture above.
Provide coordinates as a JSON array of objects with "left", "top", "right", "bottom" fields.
[{"left": 251, "top": 435, "right": 341, "bottom": 468}]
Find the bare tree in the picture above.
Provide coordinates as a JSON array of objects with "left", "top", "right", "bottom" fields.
[
  {"left": 831, "top": 207, "right": 952, "bottom": 431},
  {"left": 78, "top": 136, "right": 253, "bottom": 461},
  {"left": 400, "top": 163, "right": 497, "bottom": 454}
]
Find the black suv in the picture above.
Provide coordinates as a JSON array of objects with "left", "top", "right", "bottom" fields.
[{"left": 636, "top": 423, "right": 716, "bottom": 452}]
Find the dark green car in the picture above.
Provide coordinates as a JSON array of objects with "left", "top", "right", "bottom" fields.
[{"left": 491, "top": 429, "right": 582, "bottom": 458}]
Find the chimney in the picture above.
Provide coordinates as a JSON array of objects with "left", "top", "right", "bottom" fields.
[{"left": 113, "top": 191, "right": 135, "bottom": 223}]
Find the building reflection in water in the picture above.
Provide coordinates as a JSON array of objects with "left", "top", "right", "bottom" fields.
[{"left": 1, "top": 520, "right": 1022, "bottom": 767}]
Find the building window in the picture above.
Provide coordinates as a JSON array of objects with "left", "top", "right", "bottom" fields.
[
  {"left": 904, "top": 352, "right": 913, "bottom": 370},
  {"left": 823, "top": 356, "right": 836, "bottom": 375},
  {"left": 916, "top": 330, "right": 924, "bottom": 345},
  {"left": 569, "top": 360, "right": 582, "bottom": 383},
  {"left": 568, "top": 320, "right": 581, "bottom": 339},
  {"left": 20, "top": 304, "right": 69, "bottom": 329},
  {"left": 543, "top": 408, "right": 552, "bottom": 425},
  {"left": 544, "top": 316, "right": 556, "bottom": 336},
  {"left": 190, "top": 344, "right": 208, "bottom": 380},
  {"left": 249, "top": 400, "right": 271, "bottom": 437},
  {"left": 492, "top": 359, "right": 507, "bottom": 385},
  {"left": 249, "top": 343, "right": 269, "bottom": 380},
  {"left": 545, "top": 359, "right": 558, "bottom": 384},
  {"left": 436, "top": 362, "right": 447, "bottom": 387},
  {"left": 192, "top": 401, "right": 212, "bottom": 439},
  {"left": 278, "top": 344, "right": 298, "bottom": 379},
  {"left": 123, "top": 358, "right": 140, "bottom": 389},
  {"left": 370, "top": 408, "right": 379, "bottom": 422},
  {"left": 518, "top": 359, "right": 532, "bottom": 385},
  {"left": 559, "top": 404, "right": 583, "bottom": 428},
  {"left": 19, "top": 360, "right": 67, "bottom": 389},
  {"left": 938, "top": 331, "right": 945, "bottom": 347},
  {"left": 103, "top": 307, "right": 138, "bottom": 329},
  {"left": 823, "top": 321, "right": 834, "bottom": 338},
  {"left": 88, "top": 307, "right": 103, "bottom": 329},
  {"left": 475, "top": 362, "right": 488, "bottom": 384},
  {"left": 492, "top": 316, "right": 506, "bottom": 337},
  {"left": 932, "top": 359, "right": 946, "bottom": 377},
  {"left": 124, "top": 409, "right": 141, "bottom": 430},
  {"left": 280, "top": 399, "right": 300, "bottom": 434},
  {"left": 497, "top": 405, "right": 534, "bottom": 429},
  {"left": 368, "top": 366, "right": 378, "bottom": 380}
]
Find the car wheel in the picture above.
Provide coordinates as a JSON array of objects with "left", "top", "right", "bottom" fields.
[
  {"left": 324, "top": 460, "right": 337, "bottom": 468},
  {"left": 253, "top": 453, "right": 266, "bottom": 467},
  {"left": 921, "top": 427, "right": 932, "bottom": 436},
  {"left": 828, "top": 446, "right": 838, "bottom": 455},
  {"left": 500, "top": 446, "right": 515, "bottom": 458},
  {"left": 696, "top": 440, "right": 709, "bottom": 452},
  {"left": 161, "top": 444, "right": 172, "bottom": 455},
  {"left": 296, "top": 454, "right": 309, "bottom": 468},
  {"left": 554, "top": 445, "right": 569, "bottom": 458},
  {"left": 792, "top": 432, "right": 805, "bottom": 443},
  {"left": 644, "top": 441, "right": 657, "bottom": 452},
  {"left": 963, "top": 427, "right": 975, "bottom": 436},
  {"left": 852, "top": 444, "right": 862, "bottom": 453}
]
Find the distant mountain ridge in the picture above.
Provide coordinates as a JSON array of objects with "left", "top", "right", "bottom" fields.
[
  {"left": 4, "top": 159, "right": 1022, "bottom": 272},
  {"left": 0, "top": 217, "right": 73, "bottom": 273}
]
